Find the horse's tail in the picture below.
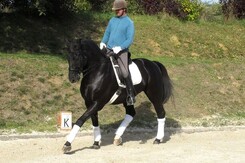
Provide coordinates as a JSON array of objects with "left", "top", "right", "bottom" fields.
[{"left": 154, "top": 61, "right": 173, "bottom": 104}]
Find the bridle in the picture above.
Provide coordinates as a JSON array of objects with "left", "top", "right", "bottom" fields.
[
  {"left": 68, "top": 40, "right": 111, "bottom": 77},
  {"left": 69, "top": 58, "right": 110, "bottom": 79},
  {"left": 68, "top": 52, "right": 87, "bottom": 73},
  {"left": 68, "top": 67, "right": 81, "bottom": 73}
]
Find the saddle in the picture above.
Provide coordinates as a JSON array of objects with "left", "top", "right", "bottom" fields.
[
  {"left": 108, "top": 54, "right": 142, "bottom": 104},
  {"left": 109, "top": 56, "right": 141, "bottom": 88}
]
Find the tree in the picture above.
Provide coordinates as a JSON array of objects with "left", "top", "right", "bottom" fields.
[
  {"left": 0, "top": 0, "right": 78, "bottom": 16},
  {"left": 220, "top": 0, "right": 245, "bottom": 19}
]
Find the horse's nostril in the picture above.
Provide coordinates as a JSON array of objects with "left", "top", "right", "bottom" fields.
[{"left": 69, "top": 78, "right": 75, "bottom": 83}]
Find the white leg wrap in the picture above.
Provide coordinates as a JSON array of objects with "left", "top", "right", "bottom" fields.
[
  {"left": 156, "top": 118, "right": 166, "bottom": 140},
  {"left": 115, "top": 114, "right": 133, "bottom": 138},
  {"left": 66, "top": 125, "right": 80, "bottom": 143},
  {"left": 93, "top": 126, "right": 101, "bottom": 142}
]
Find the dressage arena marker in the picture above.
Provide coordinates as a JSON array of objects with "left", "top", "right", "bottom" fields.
[{"left": 58, "top": 112, "right": 72, "bottom": 130}]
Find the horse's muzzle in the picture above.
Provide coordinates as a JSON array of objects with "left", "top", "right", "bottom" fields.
[{"left": 69, "top": 72, "right": 80, "bottom": 83}]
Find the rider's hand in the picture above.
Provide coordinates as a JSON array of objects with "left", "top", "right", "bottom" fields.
[
  {"left": 112, "top": 46, "right": 122, "bottom": 54},
  {"left": 100, "top": 42, "right": 106, "bottom": 50}
]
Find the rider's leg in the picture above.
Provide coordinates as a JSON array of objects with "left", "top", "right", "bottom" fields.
[
  {"left": 117, "top": 52, "right": 135, "bottom": 105},
  {"left": 124, "top": 74, "right": 135, "bottom": 105}
]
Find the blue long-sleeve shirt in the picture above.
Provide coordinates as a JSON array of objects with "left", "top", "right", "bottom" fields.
[{"left": 101, "top": 15, "right": 135, "bottom": 50}]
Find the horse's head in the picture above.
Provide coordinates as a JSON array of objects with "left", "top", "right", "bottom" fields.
[
  {"left": 67, "top": 39, "right": 106, "bottom": 83},
  {"left": 67, "top": 39, "right": 87, "bottom": 83}
]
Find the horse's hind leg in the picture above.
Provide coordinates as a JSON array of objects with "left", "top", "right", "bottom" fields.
[
  {"left": 114, "top": 104, "right": 136, "bottom": 145},
  {"left": 152, "top": 103, "right": 166, "bottom": 144},
  {"left": 145, "top": 83, "right": 165, "bottom": 144}
]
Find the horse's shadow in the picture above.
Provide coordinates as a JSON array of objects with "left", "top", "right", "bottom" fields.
[
  {"left": 100, "top": 101, "right": 181, "bottom": 145},
  {"left": 64, "top": 147, "right": 91, "bottom": 155},
  {"left": 67, "top": 101, "right": 181, "bottom": 154}
]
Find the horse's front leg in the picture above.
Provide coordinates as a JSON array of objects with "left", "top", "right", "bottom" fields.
[
  {"left": 114, "top": 104, "right": 136, "bottom": 146},
  {"left": 62, "top": 104, "right": 100, "bottom": 153},
  {"left": 91, "top": 112, "right": 101, "bottom": 149}
]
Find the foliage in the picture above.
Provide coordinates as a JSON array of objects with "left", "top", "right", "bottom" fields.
[
  {"left": 178, "top": 0, "right": 203, "bottom": 21},
  {"left": 87, "top": 0, "right": 111, "bottom": 11},
  {"left": 127, "top": 0, "right": 145, "bottom": 14},
  {"left": 201, "top": 3, "right": 223, "bottom": 21},
  {"left": 0, "top": 0, "right": 85, "bottom": 16},
  {"left": 74, "top": 0, "right": 92, "bottom": 11},
  {"left": 116, "top": 0, "right": 203, "bottom": 21},
  {"left": 220, "top": 0, "right": 245, "bottom": 19},
  {"left": 163, "top": 0, "right": 187, "bottom": 19},
  {"left": 1, "top": 0, "right": 244, "bottom": 21},
  {"left": 138, "top": 0, "right": 165, "bottom": 15},
  {"left": 129, "top": 0, "right": 203, "bottom": 21}
]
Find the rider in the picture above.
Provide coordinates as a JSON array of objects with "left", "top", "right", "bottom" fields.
[{"left": 100, "top": 0, "right": 135, "bottom": 106}]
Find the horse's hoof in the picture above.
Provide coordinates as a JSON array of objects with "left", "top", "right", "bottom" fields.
[
  {"left": 113, "top": 137, "right": 123, "bottom": 146},
  {"left": 62, "top": 145, "right": 72, "bottom": 154},
  {"left": 153, "top": 139, "right": 161, "bottom": 144},
  {"left": 92, "top": 141, "right": 100, "bottom": 149}
]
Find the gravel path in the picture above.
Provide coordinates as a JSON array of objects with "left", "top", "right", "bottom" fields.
[{"left": 1, "top": 128, "right": 244, "bottom": 163}]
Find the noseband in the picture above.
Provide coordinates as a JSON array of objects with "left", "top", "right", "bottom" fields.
[{"left": 68, "top": 68, "right": 81, "bottom": 73}]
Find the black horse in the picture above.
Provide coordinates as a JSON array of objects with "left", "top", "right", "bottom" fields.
[{"left": 63, "top": 39, "right": 173, "bottom": 153}]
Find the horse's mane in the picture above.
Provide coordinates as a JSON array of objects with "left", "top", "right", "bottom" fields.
[
  {"left": 81, "top": 40, "right": 101, "bottom": 52},
  {"left": 81, "top": 39, "right": 98, "bottom": 48},
  {"left": 81, "top": 39, "right": 105, "bottom": 57}
]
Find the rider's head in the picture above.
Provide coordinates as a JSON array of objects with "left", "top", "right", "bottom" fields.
[{"left": 112, "top": 0, "right": 127, "bottom": 17}]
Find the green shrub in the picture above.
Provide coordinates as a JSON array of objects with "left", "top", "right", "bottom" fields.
[
  {"left": 74, "top": 0, "right": 92, "bottom": 11},
  {"left": 220, "top": 0, "right": 245, "bottom": 20},
  {"left": 179, "top": 0, "right": 203, "bottom": 21},
  {"left": 127, "top": 0, "right": 144, "bottom": 14},
  {"left": 138, "top": 0, "right": 165, "bottom": 15}
]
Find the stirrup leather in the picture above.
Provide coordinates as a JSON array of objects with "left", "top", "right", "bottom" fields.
[{"left": 109, "top": 56, "right": 126, "bottom": 88}]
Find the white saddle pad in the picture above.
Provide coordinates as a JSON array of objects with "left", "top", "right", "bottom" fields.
[
  {"left": 129, "top": 62, "right": 142, "bottom": 85},
  {"left": 108, "top": 60, "right": 142, "bottom": 104}
]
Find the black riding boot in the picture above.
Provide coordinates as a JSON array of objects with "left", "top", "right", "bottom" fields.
[{"left": 124, "top": 75, "right": 136, "bottom": 106}]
